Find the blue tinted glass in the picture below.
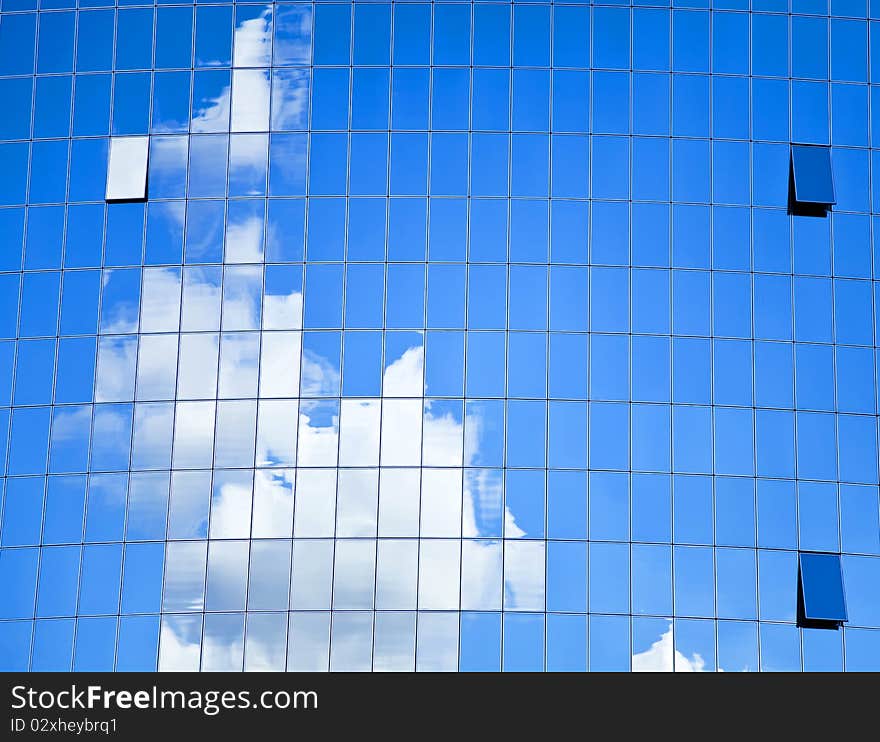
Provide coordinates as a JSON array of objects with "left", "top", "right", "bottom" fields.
[
  {"left": 25, "top": 206, "right": 64, "bottom": 270},
  {"left": 155, "top": 7, "right": 193, "bottom": 69},
  {"left": 72, "top": 75, "right": 111, "bottom": 137},
  {"left": 353, "top": 4, "right": 390, "bottom": 65},
  {"left": 195, "top": 7, "right": 232, "bottom": 68},
  {"left": 28, "top": 140, "right": 68, "bottom": 204},
  {"left": 33, "top": 76, "right": 71, "bottom": 139},
  {"left": 73, "top": 616, "right": 116, "bottom": 671},
  {"left": 0, "top": 13, "right": 36, "bottom": 75},
  {"left": 800, "top": 552, "right": 848, "bottom": 622},
  {"left": 792, "top": 145, "right": 836, "bottom": 204},
  {"left": 0, "top": 547, "right": 39, "bottom": 618},
  {"left": 2, "top": 477, "right": 44, "bottom": 546},
  {"left": 116, "top": 615, "right": 159, "bottom": 671},
  {"left": 313, "top": 4, "right": 350, "bottom": 65},
  {"left": 2, "top": 0, "right": 878, "bottom": 675},
  {"left": 31, "top": 619, "right": 74, "bottom": 671}
]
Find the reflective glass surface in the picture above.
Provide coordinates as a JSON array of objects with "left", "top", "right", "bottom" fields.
[
  {"left": 799, "top": 552, "right": 848, "bottom": 624},
  {"left": 791, "top": 144, "right": 836, "bottom": 205},
  {"left": 1, "top": 1, "right": 879, "bottom": 673},
  {"left": 105, "top": 136, "right": 149, "bottom": 202}
]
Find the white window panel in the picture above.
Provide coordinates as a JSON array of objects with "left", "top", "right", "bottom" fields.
[{"left": 106, "top": 136, "right": 149, "bottom": 202}]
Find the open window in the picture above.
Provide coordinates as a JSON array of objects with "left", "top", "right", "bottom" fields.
[
  {"left": 788, "top": 144, "right": 835, "bottom": 217},
  {"left": 797, "top": 551, "right": 848, "bottom": 629},
  {"left": 106, "top": 136, "right": 149, "bottom": 202}
]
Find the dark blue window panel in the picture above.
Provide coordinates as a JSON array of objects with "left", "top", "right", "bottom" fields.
[
  {"left": 8, "top": 406, "right": 51, "bottom": 476},
  {"left": 351, "top": 68, "right": 389, "bottom": 131},
  {"left": 0, "top": 142, "right": 29, "bottom": 206},
  {"left": 112, "top": 74, "right": 151, "bottom": 135},
  {"left": 0, "top": 208, "right": 25, "bottom": 271},
  {"left": 105, "top": 204, "right": 145, "bottom": 267},
  {"left": 152, "top": 73, "right": 191, "bottom": 134},
  {"left": 68, "top": 139, "right": 108, "bottom": 203},
  {"left": 155, "top": 7, "right": 193, "bottom": 69},
  {"left": 195, "top": 5, "right": 232, "bottom": 68},
  {"left": 1, "top": 78, "right": 33, "bottom": 140},
  {"left": 14, "top": 339, "right": 56, "bottom": 406},
  {"left": 145, "top": 202, "right": 185, "bottom": 265},
  {"left": 76, "top": 10, "right": 114, "bottom": 72},
  {"left": 115, "top": 8, "right": 154, "bottom": 71},
  {"left": 1, "top": 477, "right": 44, "bottom": 546},
  {"left": 25, "top": 206, "right": 64, "bottom": 270},
  {"left": 353, "top": 4, "right": 390, "bottom": 65},
  {"left": 799, "top": 552, "right": 848, "bottom": 627},
  {"left": 29, "top": 140, "right": 69, "bottom": 205},
  {"left": 54, "top": 338, "right": 97, "bottom": 405},
  {"left": 33, "top": 76, "right": 72, "bottom": 140},
  {"left": 266, "top": 199, "right": 305, "bottom": 262},
  {"left": 37, "top": 12, "right": 75, "bottom": 74},
  {"left": 0, "top": 12, "right": 36, "bottom": 76},
  {"left": 791, "top": 145, "right": 836, "bottom": 207},
  {"left": 0, "top": 273, "right": 20, "bottom": 339},
  {"left": 19, "top": 271, "right": 60, "bottom": 337},
  {"left": 314, "top": 4, "right": 351, "bottom": 65},
  {"left": 73, "top": 75, "right": 111, "bottom": 137}
]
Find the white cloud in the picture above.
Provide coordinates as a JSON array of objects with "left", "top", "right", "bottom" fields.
[
  {"left": 383, "top": 345, "right": 423, "bottom": 397},
  {"left": 258, "top": 332, "right": 301, "bottom": 398},
  {"left": 263, "top": 289, "right": 303, "bottom": 330},
  {"left": 220, "top": 267, "right": 262, "bottom": 331},
  {"left": 244, "top": 614, "right": 288, "bottom": 671},
  {"left": 632, "top": 624, "right": 708, "bottom": 672},
  {"left": 251, "top": 469, "right": 295, "bottom": 538},
  {"left": 181, "top": 267, "right": 223, "bottom": 332},
  {"left": 231, "top": 69, "right": 270, "bottom": 132},
  {"left": 224, "top": 216, "right": 265, "bottom": 264},
  {"left": 232, "top": 8, "right": 272, "bottom": 67},
  {"left": 192, "top": 7, "right": 271, "bottom": 137},
  {"left": 218, "top": 332, "right": 260, "bottom": 398},
  {"left": 296, "top": 403, "right": 340, "bottom": 467},
  {"left": 503, "top": 541, "right": 545, "bottom": 611},
  {"left": 131, "top": 402, "right": 174, "bottom": 469},
  {"left": 255, "top": 400, "right": 298, "bottom": 468},
  {"left": 191, "top": 83, "right": 231, "bottom": 133},
  {"left": 421, "top": 402, "right": 465, "bottom": 467},
  {"left": 271, "top": 70, "right": 309, "bottom": 130},
  {"left": 95, "top": 337, "right": 137, "bottom": 402},
  {"left": 201, "top": 614, "right": 245, "bottom": 672},
  {"left": 299, "top": 348, "right": 339, "bottom": 398},
  {"left": 157, "top": 320, "right": 546, "bottom": 668},
  {"left": 158, "top": 615, "right": 202, "bottom": 672},
  {"left": 209, "top": 472, "right": 254, "bottom": 540},
  {"left": 338, "top": 399, "right": 381, "bottom": 466},
  {"left": 136, "top": 335, "right": 179, "bottom": 400},
  {"left": 48, "top": 405, "right": 92, "bottom": 444}
]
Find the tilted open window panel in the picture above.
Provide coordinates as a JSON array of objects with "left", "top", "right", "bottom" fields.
[
  {"left": 106, "top": 136, "right": 149, "bottom": 202},
  {"left": 798, "top": 552, "right": 848, "bottom": 629},
  {"left": 789, "top": 144, "right": 835, "bottom": 217}
]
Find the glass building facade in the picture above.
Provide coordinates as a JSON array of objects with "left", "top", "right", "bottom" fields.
[{"left": 1, "top": 0, "right": 879, "bottom": 673}]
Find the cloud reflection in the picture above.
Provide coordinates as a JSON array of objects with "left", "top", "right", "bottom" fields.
[{"left": 632, "top": 624, "right": 707, "bottom": 672}]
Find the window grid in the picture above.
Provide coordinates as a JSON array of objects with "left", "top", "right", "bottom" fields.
[{"left": 0, "top": 1, "right": 878, "bottom": 673}]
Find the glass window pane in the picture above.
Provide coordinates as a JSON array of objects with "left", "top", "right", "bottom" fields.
[
  {"left": 800, "top": 552, "right": 848, "bottom": 624},
  {"left": 792, "top": 144, "right": 836, "bottom": 205},
  {"left": 105, "top": 137, "right": 149, "bottom": 202}
]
